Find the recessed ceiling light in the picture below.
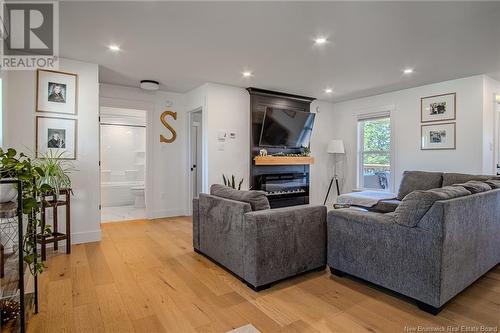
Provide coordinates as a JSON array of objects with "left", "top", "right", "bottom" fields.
[
  {"left": 108, "top": 44, "right": 120, "bottom": 52},
  {"left": 242, "top": 71, "right": 253, "bottom": 78},
  {"left": 403, "top": 68, "right": 414, "bottom": 74},
  {"left": 324, "top": 88, "right": 333, "bottom": 94},
  {"left": 314, "top": 37, "right": 328, "bottom": 45}
]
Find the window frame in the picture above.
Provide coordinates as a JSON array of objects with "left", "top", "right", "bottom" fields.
[{"left": 356, "top": 109, "right": 395, "bottom": 192}]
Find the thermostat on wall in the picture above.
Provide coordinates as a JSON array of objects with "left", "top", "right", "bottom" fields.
[{"left": 218, "top": 130, "right": 227, "bottom": 141}]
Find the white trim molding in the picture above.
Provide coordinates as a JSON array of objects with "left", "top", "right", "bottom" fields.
[{"left": 71, "top": 230, "right": 101, "bottom": 244}]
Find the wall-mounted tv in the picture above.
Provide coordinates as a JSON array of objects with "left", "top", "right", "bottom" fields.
[{"left": 259, "top": 107, "right": 316, "bottom": 148}]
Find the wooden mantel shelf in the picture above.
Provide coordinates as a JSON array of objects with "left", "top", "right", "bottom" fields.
[{"left": 254, "top": 156, "right": 315, "bottom": 165}]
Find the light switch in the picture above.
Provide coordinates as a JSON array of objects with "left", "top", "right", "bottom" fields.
[{"left": 229, "top": 131, "right": 236, "bottom": 139}]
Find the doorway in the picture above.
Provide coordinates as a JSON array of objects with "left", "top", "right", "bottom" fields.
[
  {"left": 189, "top": 109, "right": 203, "bottom": 209},
  {"left": 99, "top": 107, "right": 147, "bottom": 222}
]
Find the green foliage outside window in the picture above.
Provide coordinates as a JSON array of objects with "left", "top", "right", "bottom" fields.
[{"left": 362, "top": 118, "right": 391, "bottom": 166}]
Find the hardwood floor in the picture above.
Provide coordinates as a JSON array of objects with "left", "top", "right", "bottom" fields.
[{"left": 27, "top": 217, "right": 499, "bottom": 333}]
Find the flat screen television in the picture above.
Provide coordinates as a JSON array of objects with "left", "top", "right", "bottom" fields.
[{"left": 259, "top": 107, "right": 316, "bottom": 148}]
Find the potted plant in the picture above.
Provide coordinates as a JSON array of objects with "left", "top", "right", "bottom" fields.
[
  {"left": 34, "top": 150, "right": 75, "bottom": 196},
  {"left": 222, "top": 174, "right": 244, "bottom": 190},
  {"left": 0, "top": 148, "right": 53, "bottom": 274}
]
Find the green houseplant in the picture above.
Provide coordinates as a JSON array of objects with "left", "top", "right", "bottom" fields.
[
  {"left": 34, "top": 150, "right": 75, "bottom": 196},
  {"left": 222, "top": 174, "right": 244, "bottom": 190},
  {"left": 0, "top": 148, "right": 53, "bottom": 274}
]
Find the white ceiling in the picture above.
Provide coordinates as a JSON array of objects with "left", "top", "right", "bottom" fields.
[{"left": 60, "top": 1, "right": 500, "bottom": 102}]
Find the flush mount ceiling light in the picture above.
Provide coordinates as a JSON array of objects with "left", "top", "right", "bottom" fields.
[
  {"left": 242, "top": 71, "right": 253, "bottom": 78},
  {"left": 108, "top": 44, "right": 121, "bottom": 52},
  {"left": 314, "top": 37, "right": 328, "bottom": 45},
  {"left": 324, "top": 88, "right": 333, "bottom": 94},
  {"left": 403, "top": 68, "right": 414, "bottom": 74},
  {"left": 140, "top": 80, "right": 160, "bottom": 90}
]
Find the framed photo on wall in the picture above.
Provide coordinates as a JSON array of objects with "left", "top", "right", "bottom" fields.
[
  {"left": 37, "top": 69, "right": 78, "bottom": 115},
  {"left": 36, "top": 116, "right": 77, "bottom": 159},
  {"left": 421, "top": 122, "right": 456, "bottom": 150},
  {"left": 421, "top": 93, "right": 456, "bottom": 123}
]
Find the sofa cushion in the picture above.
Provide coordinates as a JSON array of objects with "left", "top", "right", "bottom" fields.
[
  {"left": 394, "top": 186, "right": 471, "bottom": 227},
  {"left": 453, "top": 180, "right": 491, "bottom": 194},
  {"left": 484, "top": 179, "right": 500, "bottom": 189},
  {"left": 396, "top": 171, "right": 443, "bottom": 200},
  {"left": 210, "top": 184, "right": 270, "bottom": 211},
  {"left": 370, "top": 199, "right": 401, "bottom": 213},
  {"left": 441, "top": 173, "right": 497, "bottom": 187}
]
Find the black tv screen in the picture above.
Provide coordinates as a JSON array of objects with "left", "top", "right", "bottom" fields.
[{"left": 259, "top": 108, "right": 316, "bottom": 148}]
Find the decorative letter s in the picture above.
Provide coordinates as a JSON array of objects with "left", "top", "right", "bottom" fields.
[{"left": 160, "top": 111, "right": 177, "bottom": 143}]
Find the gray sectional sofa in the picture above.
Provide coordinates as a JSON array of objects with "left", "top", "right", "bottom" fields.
[
  {"left": 193, "top": 184, "right": 327, "bottom": 291},
  {"left": 327, "top": 171, "right": 500, "bottom": 314}
]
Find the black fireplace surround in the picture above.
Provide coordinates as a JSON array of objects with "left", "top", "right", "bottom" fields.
[{"left": 247, "top": 88, "right": 315, "bottom": 208}]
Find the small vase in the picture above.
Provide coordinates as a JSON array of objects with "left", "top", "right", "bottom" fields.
[{"left": 0, "top": 183, "right": 18, "bottom": 203}]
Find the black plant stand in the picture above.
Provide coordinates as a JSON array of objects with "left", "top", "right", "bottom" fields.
[{"left": 0, "top": 179, "right": 38, "bottom": 333}]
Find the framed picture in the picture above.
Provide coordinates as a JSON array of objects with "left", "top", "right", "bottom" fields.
[
  {"left": 37, "top": 69, "right": 78, "bottom": 115},
  {"left": 36, "top": 116, "right": 77, "bottom": 159},
  {"left": 421, "top": 93, "right": 456, "bottom": 123},
  {"left": 421, "top": 122, "right": 456, "bottom": 150}
]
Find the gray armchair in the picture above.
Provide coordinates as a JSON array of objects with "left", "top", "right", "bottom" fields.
[{"left": 193, "top": 185, "right": 327, "bottom": 291}]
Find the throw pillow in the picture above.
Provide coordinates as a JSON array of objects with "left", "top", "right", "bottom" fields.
[
  {"left": 394, "top": 186, "right": 471, "bottom": 227},
  {"left": 452, "top": 180, "right": 491, "bottom": 194},
  {"left": 484, "top": 179, "right": 500, "bottom": 189},
  {"left": 396, "top": 171, "right": 443, "bottom": 200}
]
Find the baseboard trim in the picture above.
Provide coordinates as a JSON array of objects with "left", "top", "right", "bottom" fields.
[
  {"left": 71, "top": 230, "right": 101, "bottom": 244},
  {"left": 148, "top": 209, "right": 188, "bottom": 219}
]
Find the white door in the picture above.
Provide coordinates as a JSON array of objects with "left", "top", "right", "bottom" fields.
[{"left": 190, "top": 111, "right": 202, "bottom": 200}]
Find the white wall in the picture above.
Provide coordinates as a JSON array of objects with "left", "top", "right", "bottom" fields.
[
  {"left": 1, "top": 70, "right": 9, "bottom": 148},
  {"left": 309, "top": 100, "right": 339, "bottom": 204},
  {"left": 4, "top": 58, "right": 101, "bottom": 243},
  {"left": 483, "top": 76, "right": 500, "bottom": 174},
  {"left": 99, "top": 84, "right": 188, "bottom": 218},
  {"left": 204, "top": 83, "right": 250, "bottom": 189},
  {"left": 100, "top": 125, "right": 146, "bottom": 183},
  {"left": 497, "top": 101, "right": 500, "bottom": 170},
  {"left": 329, "top": 75, "right": 492, "bottom": 194}
]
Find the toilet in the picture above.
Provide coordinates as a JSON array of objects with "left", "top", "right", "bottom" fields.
[{"left": 130, "top": 186, "right": 145, "bottom": 208}]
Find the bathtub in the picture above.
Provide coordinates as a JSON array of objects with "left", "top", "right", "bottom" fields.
[{"left": 101, "top": 181, "right": 144, "bottom": 207}]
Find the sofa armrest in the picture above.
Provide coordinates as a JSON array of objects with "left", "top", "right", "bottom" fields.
[
  {"left": 328, "top": 208, "right": 396, "bottom": 226},
  {"left": 192, "top": 198, "right": 200, "bottom": 250},
  {"left": 198, "top": 194, "right": 252, "bottom": 277},
  {"left": 243, "top": 205, "right": 327, "bottom": 286}
]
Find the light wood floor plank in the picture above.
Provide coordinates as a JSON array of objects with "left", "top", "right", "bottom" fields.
[{"left": 95, "top": 283, "right": 135, "bottom": 333}]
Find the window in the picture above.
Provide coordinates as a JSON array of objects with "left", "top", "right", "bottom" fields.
[{"left": 357, "top": 114, "right": 392, "bottom": 191}]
